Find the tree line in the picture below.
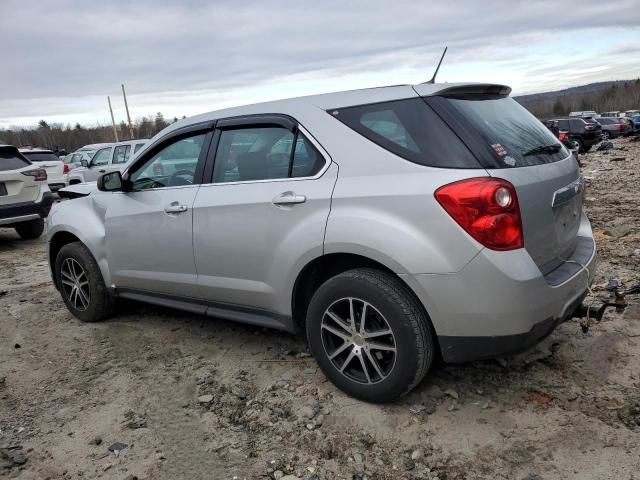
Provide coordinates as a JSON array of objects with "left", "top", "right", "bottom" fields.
[
  {"left": 517, "top": 79, "right": 640, "bottom": 118},
  {"left": 0, "top": 112, "right": 180, "bottom": 153}
]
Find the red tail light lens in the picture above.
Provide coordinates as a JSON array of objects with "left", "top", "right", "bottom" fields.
[
  {"left": 558, "top": 132, "right": 568, "bottom": 142},
  {"left": 63, "top": 163, "right": 70, "bottom": 173},
  {"left": 21, "top": 168, "right": 48, "bottom": 182},
  {"left": 435, "top": 178, "right": 524, "bottom": 251}
]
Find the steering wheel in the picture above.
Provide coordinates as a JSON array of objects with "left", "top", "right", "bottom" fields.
[{"left": 168, "top": 169, "right": 195, "bottom": 186}]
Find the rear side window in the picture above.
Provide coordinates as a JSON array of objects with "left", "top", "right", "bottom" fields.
[
  {"left": 22, "top": 152, "right": 59, "bottom": 162},
  {"left": 134, "top": 143, "right": 145, "bottom": 153},
  {"left": 0, "top": 147, "right": 31, "bottom": 171},
  {"left": 113, "top": 144, "right": 131, "bottom": 164},
  {"left": 213, "top": 126, "right": 324, "bottom": 183},
  {"left": 331, "top": 98, "right": 480, "bottom": 168}
]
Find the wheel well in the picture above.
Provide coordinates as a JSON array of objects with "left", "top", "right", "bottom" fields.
[
  {"left": 292, "top": 253, "right": 399, "bottom": 328},
  {"left": 49, "top": 231, "right": 81, "bottom": 288}
]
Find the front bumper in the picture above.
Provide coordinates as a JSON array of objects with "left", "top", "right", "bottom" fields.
[
  {"left": 0, "top": 192, "right": 54, "bottom": 225},
  {"left": 402, "top": 224, "right": 596, "bottom": 363}
]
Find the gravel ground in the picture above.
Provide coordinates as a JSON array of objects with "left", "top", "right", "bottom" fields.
[{"left": 1, "top": 137, "right": 639, "bottom": 479}]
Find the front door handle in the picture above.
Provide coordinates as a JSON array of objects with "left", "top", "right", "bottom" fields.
[
  {"left": 98, "top": 169, "right": 106, "bottom": 173},
  {"left": 164, "top": 202, "right": 188, "bottom": 214},
  {"left": 272, "top": 191, "right": 307, "bottom": 206}
]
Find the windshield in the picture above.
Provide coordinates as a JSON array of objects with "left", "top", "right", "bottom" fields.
[
  {"left": 22, "top": 152, "right": 60, "bottom": 162},
  {"left": 443, "top": 96, "right": 569, "bottom": 167}
]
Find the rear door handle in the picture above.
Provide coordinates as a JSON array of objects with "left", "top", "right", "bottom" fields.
[
  {"left": 164, "top": 202, "right": 188, "bottom": 214},
  {"left": 98, "top": 169, "right": 106, "bottom": 173},
  {"left": 272, "top": 191, "right": 306, "bottom": 206}
]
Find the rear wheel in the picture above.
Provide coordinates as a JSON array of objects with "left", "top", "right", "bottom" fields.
[
  {"left": 55, "top": 242, "right": 115, "bottom": 322},
  {"left": 570, "top": 137, "right": 584, "bottom": 153},
  {"left": 602, "top": 131, "right": 610, "bottom": 140},
  {"left": 306, "top": 268, "right": 435, "bottom": 403},
  {"left": 14, "top": 218, "right": 44, "bottom": 239}
]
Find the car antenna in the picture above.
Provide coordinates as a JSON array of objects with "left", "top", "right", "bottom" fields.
[{"left": 424, "top": 46, "right": 448, "bottom": 84}]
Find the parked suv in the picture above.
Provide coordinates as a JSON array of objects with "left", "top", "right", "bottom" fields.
[
  {"left": 1, "top": 145, "right": 53, "bottom": 238},
  {"left": 544, "top": 117, "right": 602, "bottom": 152},
  {"left": 594, "top": 117, "right": 630, "bottom": 139},
  {"left": 19, "top": 147, "right": 67, "bottom": 191},
  {"left": 48, "top": 83, "right": 595, "bottom": 402},
  {"left": 67, "top": 139, "right": 147, "bottom": 184}
]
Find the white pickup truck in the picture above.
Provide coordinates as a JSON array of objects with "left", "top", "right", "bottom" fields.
[{"left": 68, "top": 139, "right": 147, "bottom": 184}]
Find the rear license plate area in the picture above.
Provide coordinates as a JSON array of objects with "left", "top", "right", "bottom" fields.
[{"left": 0, "top": 183, "right": 7, "bottom": 196}]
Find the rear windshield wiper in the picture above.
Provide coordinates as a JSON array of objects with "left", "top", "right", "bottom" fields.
[{"left": 523, "top": 144, "right": 562, "bottom": 157}]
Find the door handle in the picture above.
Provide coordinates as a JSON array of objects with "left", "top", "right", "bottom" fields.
[
  {"left": 272, "top": 191, "right": 307, "bottom": 206},
  {"left": 98, "top": 169, "right": 106, "bottom": 173},
  {"left": 164, "top": 202, "right": 188, "bottom": 214}
]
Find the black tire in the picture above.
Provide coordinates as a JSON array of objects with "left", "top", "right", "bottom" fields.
[
  {"left": 14, "top": 218, "right": 44, "bottom": 239},
  {"left": 54, "top": 242, "right": 115, "bottom": 322},
  {"left": 570, "top": 137, "right": 584, "bottom": 153},
  {"left": 306, "top": 268, "right": 435, "bottom": 403},
  {"left": 601, "top": 131, "right": 610, "bottom": 140}
]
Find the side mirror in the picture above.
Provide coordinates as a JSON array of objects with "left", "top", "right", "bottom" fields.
[
  {"left": 80, "top": 159, "right": 88, "bottom": 168},
  {"left": 97, "top": 171, "right": 124, "bottom": 192}
]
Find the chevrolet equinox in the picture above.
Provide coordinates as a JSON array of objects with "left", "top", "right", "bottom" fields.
[{"left": 47, "top": 83, "right": 595, "bottom": 402}]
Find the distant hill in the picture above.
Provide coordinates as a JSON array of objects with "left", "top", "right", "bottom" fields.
[
  {"left": 515, "top": 79, "right": 640, "bottom": 118},
  {"left": 514, "top": 81, "right": 628, "bottom": 103}
]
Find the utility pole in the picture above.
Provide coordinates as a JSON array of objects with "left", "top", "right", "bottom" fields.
[
  {"left": 121, "top": 84, "right": 134, "bottom": 139},
  {"left": 107, "top": 96, "right": 119, "bottom": 142}
]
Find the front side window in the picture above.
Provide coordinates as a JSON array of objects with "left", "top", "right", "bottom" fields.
[
  {"left": 91, "top": 148, "right": 112, "bottom": 166},
  {"left": 128, "top": 133, "right": 206, "bottom": 190},
  {"left": 112, "top": 144, "right": 131, "bottom": 164},
  {"left": 212, "top": 126, "right": 324, "bottom": 183}
]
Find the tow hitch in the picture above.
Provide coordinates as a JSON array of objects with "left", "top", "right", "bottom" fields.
[{"left": 572, "top": 280, "right": 637, "bottom": 333}]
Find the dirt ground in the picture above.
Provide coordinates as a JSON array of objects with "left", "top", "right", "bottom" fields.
[{"left": 2, "top": 137, "right": 639, "bottom": 480}]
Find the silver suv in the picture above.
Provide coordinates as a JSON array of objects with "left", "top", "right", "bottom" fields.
[{"left": 47, "top": 83, "right": 595, "bottom": 402}]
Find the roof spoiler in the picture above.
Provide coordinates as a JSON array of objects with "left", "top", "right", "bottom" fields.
[{"left": 436, "top": 84, "right": 512, "bottom": 97}]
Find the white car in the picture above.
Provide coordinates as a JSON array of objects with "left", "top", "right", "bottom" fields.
[
  {"left": 19, "top": 147, "right": 67, "bottom": 191},
  {"left": 67, "top": 139, "right": 147, "bottom": 184},
  {"left": 0, "top": 145, "right": 53, "bottom": 239}
]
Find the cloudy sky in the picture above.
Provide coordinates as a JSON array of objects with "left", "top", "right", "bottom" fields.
[{"left": 1, "top": 0, "right": 639, "bottom": 128}]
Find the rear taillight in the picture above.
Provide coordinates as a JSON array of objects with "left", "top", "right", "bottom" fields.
[
  {"left": 616, "top": 124, "right": 624, "bottom": 129},
  {"left": 21, "top": 168, "right": 48, "bottom": 182},
  {"left": 63, "top": 163, "right": 70, "bottom": 173},
  {"left": 584, "top": 124, "right": 595, "bottom": 131},
  {"left": 558, "top": 131, "right": 568, "bottom": 142},
  {"left": 435, "top": 178, "right": 524, "bottom": 251}
]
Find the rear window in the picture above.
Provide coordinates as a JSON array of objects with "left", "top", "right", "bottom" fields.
[
  {"left": 0, "top": 147, "right": 31, "bottom": 171},
  {"left": 22, "top": 152, "right": 60, "bottom": 162},
  {"left": 330, "top": 98, "right": 481, "bottom": 168}
]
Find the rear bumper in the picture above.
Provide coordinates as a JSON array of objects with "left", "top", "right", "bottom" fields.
[
  {"left": 402, "top": 215, "right": 596, "bottom": 363},
  {"left": 0, "top": 192, "right": 54, "bottom": 225}
]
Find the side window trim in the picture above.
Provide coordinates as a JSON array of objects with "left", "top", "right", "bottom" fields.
[
  {"left": 124, "top": 122, "right": 215, "bottom": 185},
  {"left": 202, "top": 119, "right": 330, "bottom": 185},
  {"left": 216, "top": 114, "right": 297, "bottom": 133}
]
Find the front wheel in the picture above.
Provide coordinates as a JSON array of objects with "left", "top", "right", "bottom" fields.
[
  {"left": 306, "top": 268, "right": 435, "bottom": 403},
  {"left": 15, "top": 218, "right": 44, "bottom": 239},
  {"left": 55, "top": 242, "right": 115, "bottom": 322},
  {"left": 602, "top": 131, "right": 610, "bottom": 140}
]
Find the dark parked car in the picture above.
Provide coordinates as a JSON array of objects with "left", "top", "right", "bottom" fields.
[
  {"left": 594, "top": 117, "right": 631, "bottom": 139},
  {"left": 544, "top": 117, "right": 602, "bottom": 152}
]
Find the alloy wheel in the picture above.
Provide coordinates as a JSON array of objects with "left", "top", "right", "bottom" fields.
[
  {"left": 321, "top": 297, "right": 397, "bottom": 384},
  {"left": 60, "top": 258, "right": 90, "bottom": 311}
]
